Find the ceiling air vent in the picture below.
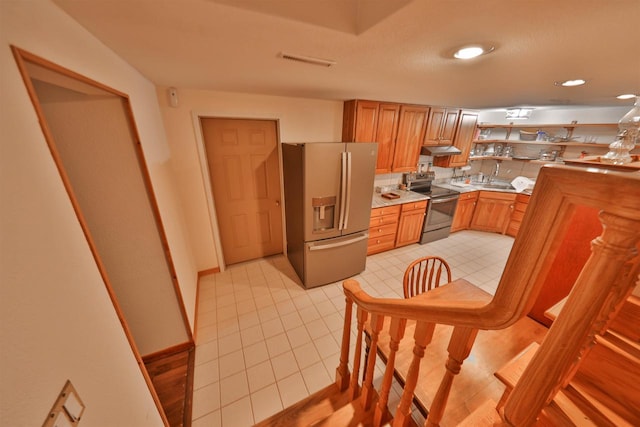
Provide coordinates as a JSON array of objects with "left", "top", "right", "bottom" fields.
[{"left": 279, "top": 52, "right": 336, "bottom": 67}]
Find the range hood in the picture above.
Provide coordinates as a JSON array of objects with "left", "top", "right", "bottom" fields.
[{"left": 421, "top": 145, "right": 462, "bottom": 156}]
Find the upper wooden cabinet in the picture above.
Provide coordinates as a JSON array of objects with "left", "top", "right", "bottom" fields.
[
  {"left": 375, "top": 103, "right": 401, "bottom": 174},
  {"left": 391, "top": 105, "right": 430, "bottom": 172},
  {"left": 342, "top": 100, "right": 401, "bottom": 174},
  {"left": 433, "top": 110, "right": 479, "bottom": 168},
  {"left": 423, "top": 108, "right": 460, "bottom": 146},
  {"left": 342, "top": 100, "right": 379, "bottom": 142}
]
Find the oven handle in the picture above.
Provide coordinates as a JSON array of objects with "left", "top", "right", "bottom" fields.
[{"left": 431, "top": 196, "right": 460, "bottom": 204}]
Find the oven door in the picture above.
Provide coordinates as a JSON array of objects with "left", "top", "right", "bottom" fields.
[{"left": 424, "top": 195, "right": 459, "bottom": 232}]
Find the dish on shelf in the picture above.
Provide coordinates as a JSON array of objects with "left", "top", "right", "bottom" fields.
[{"left": 519, "top": 130, "right": 537, "bottom": 141}]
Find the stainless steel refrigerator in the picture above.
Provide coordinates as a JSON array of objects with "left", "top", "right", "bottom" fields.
[{"left": 282, "top": 142, "right": 378, "bottom": 288}]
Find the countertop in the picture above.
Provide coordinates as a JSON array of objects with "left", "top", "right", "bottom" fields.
[
  {"left": 370, "top": 183, "right": 532, "bottom": 209},
  {"left": 435, "top": 182, "right": 533, "bottom": 195},
  {"left": 371, "top": 189, "right": 429, "bottom": 209}
]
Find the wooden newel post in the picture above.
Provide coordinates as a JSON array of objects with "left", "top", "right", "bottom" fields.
[
  {"left": 504, "top": 211, "right": 640, "bottom": 426},
  {"left": 336, "top": 296, "right": 353, "bottom": 391}
]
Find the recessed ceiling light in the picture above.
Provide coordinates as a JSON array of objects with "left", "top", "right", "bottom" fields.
[
  {"left": 556, "top": 79, "right": 586, "bottom": 87},
  {"left": 453, "top": 45, "right": 494, "bottom": 59},
  {"left": 617, "top": 93, "right": 637, "bottom": 100}
]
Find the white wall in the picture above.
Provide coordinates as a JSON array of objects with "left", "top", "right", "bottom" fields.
[
  {"left": 0, "top": 0, "right": 197, "bottom": 425},
  {"left": 156, "top": 87, "right": 344, "bottom": 271}
]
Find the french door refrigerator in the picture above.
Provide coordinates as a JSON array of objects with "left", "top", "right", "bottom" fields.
[{"left": 282, "top": 142, "right": 378, "bottom": 288}]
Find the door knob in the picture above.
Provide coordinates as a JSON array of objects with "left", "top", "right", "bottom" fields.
[{"left": 275, "top": 200, "right": 280, "bottom": 206}]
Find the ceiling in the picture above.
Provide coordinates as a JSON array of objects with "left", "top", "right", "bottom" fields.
[{"left": 52, "top": 0, "right": 640, "bottom": 109}]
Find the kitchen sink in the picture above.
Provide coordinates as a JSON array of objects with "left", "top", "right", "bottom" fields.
[{"left": 481, "top": 183, "right": 514, "bottom": 190}]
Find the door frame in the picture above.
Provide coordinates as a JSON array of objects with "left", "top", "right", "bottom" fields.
[
  {"left": 12, "top": 46, "right": 189, "bottom": 425},
  {"left": 192, "top": 111, "right": 285, "bottom": 272}
]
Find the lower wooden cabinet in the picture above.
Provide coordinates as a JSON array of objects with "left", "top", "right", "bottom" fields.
[
  {"left": 451, "top": 191, "right": 478, "bottom": 232},
  {"left": 470, "top": 191, "right": 516, "bottom": 234},
  {"left": 367, "top": 205, "right": 401, "bottom": 255},
  {"left": 506, "top": 194, "right": 530, "bottom": 237},
  {"left": 395, "top": 200, "right": 428, "bottom": 247}
]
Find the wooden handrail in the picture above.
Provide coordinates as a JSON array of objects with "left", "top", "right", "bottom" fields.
[{"left": 338, "top": 165, "right": 640, "bottom": 426}]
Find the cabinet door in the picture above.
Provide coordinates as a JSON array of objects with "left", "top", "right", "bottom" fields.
[
  {"left": 423, "top": 107, "right": 446, "bottom": 145},
  {"left": 470, "top": 192, "right": 515, "bottom": 234},
  {"left": 424, "top": 108, "right": 460, "bottom": 145},
  {"left": 434, "top": 110, "right": 478, "bottom": 168},
  {"left": 375, "top": 103, "right": 401, "bottom": 174},
  {"left": 395, "top": 209, "right": 425, "bottom": 247},
  {"left": 506, "top": 194, "right": 530, "bottom": 237},
  {"left": 354, "top": 100, "right": 379, "bottom": 142},
  {"left": 441, "top": 109, "right": 460, "bottom": 144},
  {"left": 451, "top": 193, "right": 477, "bottom": 232},
  {"left": 392, "top": 105, "right": 430, "bottom": 172}
]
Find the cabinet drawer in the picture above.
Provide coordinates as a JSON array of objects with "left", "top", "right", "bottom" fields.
[
  {"left": 516, "top": 194, "right": 530, "bottom": 204},
  {"left": 478, "top": 190, "right": 517, "bottom": 201},
  {"left": 369, "top": 222, "right": 398, "bottom": 238},
  {"left": 369, "top": 212, "right": 399, "bottom": 227},
  {"left": 370, "top": 205, "right": 401, "bottom": 218},
  {"left": 367, "top": 233, "right": 396, "bottom": 255},
  {"left": 401, "top": 200, "right": 428, "bottom": 212},
  {"left": 459, "top": 191, "right": 478, "bottom": 201}
]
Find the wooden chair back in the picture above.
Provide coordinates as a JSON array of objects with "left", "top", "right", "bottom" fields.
[{"left": 403, "top": 256, "right": 452, "bottom": 298}]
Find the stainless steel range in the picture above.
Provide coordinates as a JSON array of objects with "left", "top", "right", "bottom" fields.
[{"left": 403, "top": 173, "right": 460, "bottom": 244}]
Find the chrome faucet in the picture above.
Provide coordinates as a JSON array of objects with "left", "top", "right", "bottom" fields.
[{"left": 489, "top": 161, "right": 501, "bottom": 183}]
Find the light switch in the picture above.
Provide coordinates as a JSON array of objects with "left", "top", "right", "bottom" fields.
[
  {"left": 43, "top": 380, "right": 85, "bottom": 427},
  {"left": 62, "top": 390, "right": 83, "bottom": 421},
  {"left": 52, "top": 411, "right": 73, "bottom": 427}
]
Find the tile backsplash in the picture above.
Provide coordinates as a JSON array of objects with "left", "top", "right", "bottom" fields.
[{"left": 372, "top": 156, "right": 544, "bottom": 190}]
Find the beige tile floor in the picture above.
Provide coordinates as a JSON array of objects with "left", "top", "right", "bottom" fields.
[{"left": 191, "top": 230, "right": 515, "bottom": 426}]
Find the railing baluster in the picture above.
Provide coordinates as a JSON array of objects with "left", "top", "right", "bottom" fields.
[
  {"left": 361, "top": 313, "right": 385, "bottom": 410},
  {"left": 393, "top": 321, "right": 435, "bottom": 427},
  {"left": 374, "top": 317, "right": 407, "bottom": 427},
  {"left": 349, "top": 306, "right": 369, "bottom": 400},
  {"left": 425, "top": 326, "right": 478, "bottom": 427},
  {"left": 336, "top": 296, "right": 353, "bottom": 391}
]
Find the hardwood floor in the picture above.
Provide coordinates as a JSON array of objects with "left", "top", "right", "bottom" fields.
[{"left": 145, "top": 344, "right": 195, "bottom": 427}]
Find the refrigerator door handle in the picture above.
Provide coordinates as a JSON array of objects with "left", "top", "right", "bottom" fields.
[
  {"left": 343, "top": 151, "right": 352, "bottom": 230},
  {"left": 338, "top": 151, "right": 347, "bottom": 230},
  {"left": 308, "top": 233, "right": 369, "bottom": 251}
]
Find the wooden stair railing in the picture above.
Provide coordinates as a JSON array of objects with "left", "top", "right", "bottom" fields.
[{"left": 337, "top": 165, "right": 640, "bottom": 427}]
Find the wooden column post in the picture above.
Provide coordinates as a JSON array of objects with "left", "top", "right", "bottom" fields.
[
  {"left": 361, "top": 313, "right": 385, "bottom": 410},
  {"left": 374, "top": 318, "right": 407, "bottom": 427},
  {"left": 393, "top": 321, "right": 435, "bottom": 427},
  {"left": 505, "top": 212, "right": 640, "bottom": 426},
  {"left": 349, "top": 307, "right": 369, "bottom": 400},
  {"left": 336, "top": 296, "right": 353, "bottom": 391},
  {"left": 425, "top": 326, "right": 478, "bottom": 427}
]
